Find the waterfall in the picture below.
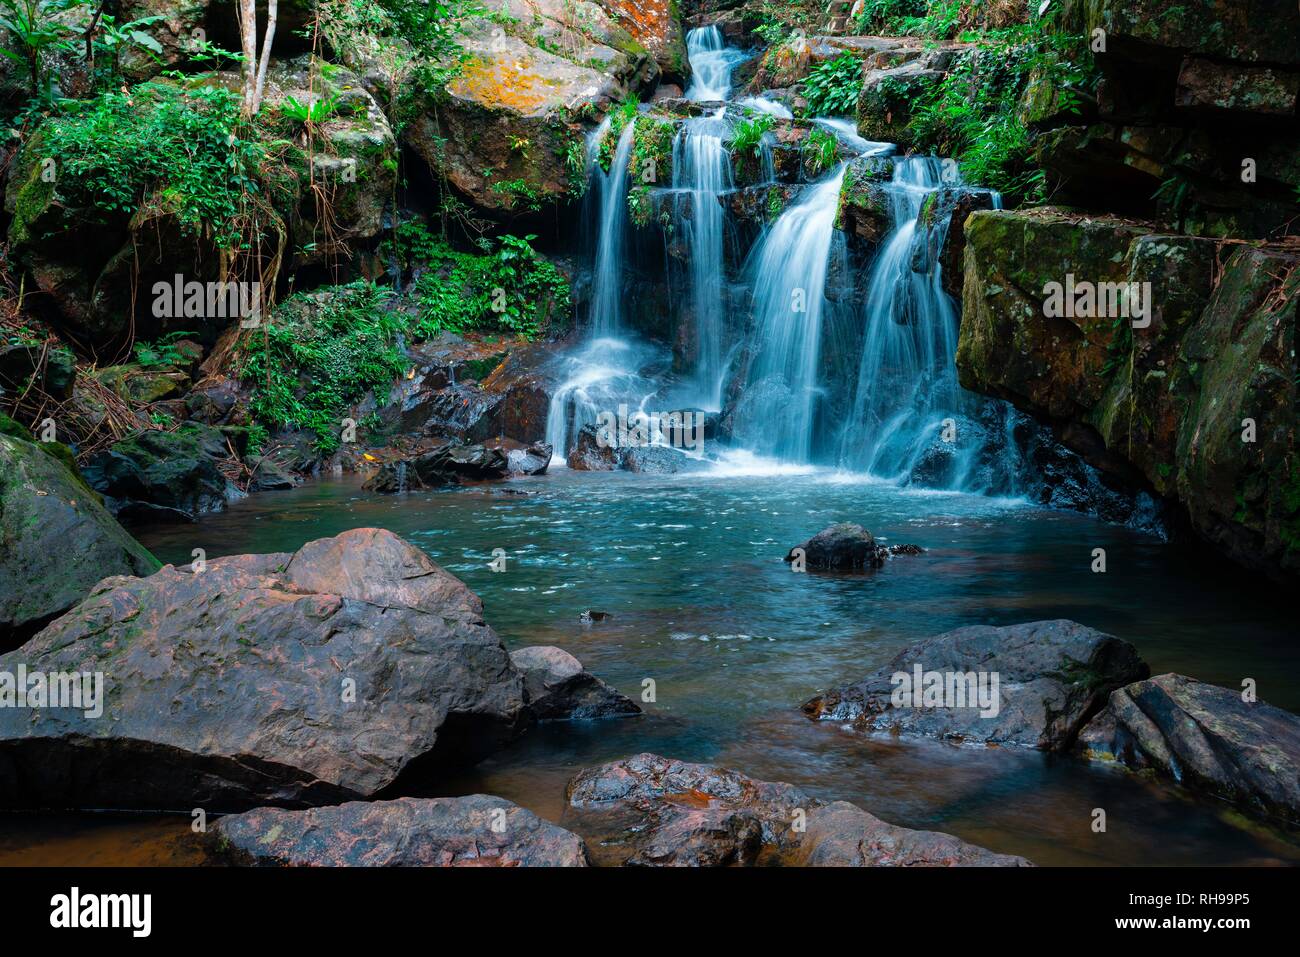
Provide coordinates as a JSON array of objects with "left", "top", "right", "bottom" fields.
[
  {"left": 834, "top": 158, "right": 1006, "bottom": 489},
  {"left": 727, "top": 167, "right": 848, "bottom": 461},
  {"left": 684, "top": 26, "right": 744, "bottom": 101},
  {"left": 671, "top": 108, "right": 733, "bottom": 408},
  {"left": 589, "top": 120, "right": 636, "bottom": 338}
]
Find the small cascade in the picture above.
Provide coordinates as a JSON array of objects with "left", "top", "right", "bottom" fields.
[
  {"left": 684, "top": 26, "right": 745, "bottom": 101},
  {"left": 727, "top": 167, "right": 849, "bottom": 461},
  {"left": 671, "top": 107, "right": 734, "bottom": 408},
  {"left": 835, "top": 158, "right": 1009, "bottom": 489},
  {"left": 394, "top": 460, "right": 408, "bottom": 494}
]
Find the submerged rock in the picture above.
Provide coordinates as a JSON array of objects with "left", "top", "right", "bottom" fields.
[
  {"left": 784, "top": 523, "right": 924, "bottom": 571},
  {"left": 802, "top": 620, "right": 1149, "bottom": 750},
  {"left": 0, "top": 428, "right": 160, "bottom": 648},
  {"left": 1077, "top": 673, "right": 1300, "bottom": 826},
  {"left": 0, "top": 528, "right": 526, "bottom": 811},
  {"left": 511, "top": 646, "right": 641, "bottom": 721},
  {"left": 212, "top": 795, "right": 589, "bottom": 867},
  {"left": 563, "top": 753, "right": 1030, "bottom": 866}
]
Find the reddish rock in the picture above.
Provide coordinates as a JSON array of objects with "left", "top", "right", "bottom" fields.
[{"left": 213, "top": 795, "right": 589, "bottom": 866}]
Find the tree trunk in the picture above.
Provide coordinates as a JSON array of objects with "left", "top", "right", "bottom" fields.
[
  {"left": 253, "top": 0, "right": 278, "bottom": 114},
  {"left": 238, "top": 0, "right": 258, "bottom": 115}
]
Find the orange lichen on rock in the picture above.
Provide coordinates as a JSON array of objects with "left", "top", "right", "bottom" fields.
[
  {"left": 450, "top": 54, "right": 554, "bottom": 115},
  {"left": 605, "top": 0, "right": 673, "bottom": 51}
]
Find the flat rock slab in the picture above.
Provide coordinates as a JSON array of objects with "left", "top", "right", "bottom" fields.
[
  {"left": 802, "top": 620, "right": 1149, "bottom": 750},
  {"left": 0, "top": 528, "right": 525, "bottom": 811},
  {"left": 212, "top": 795, "right": 589, "bottom": 866},
  {"left": 1077, "top": 673, "right": 1300, "bottom": 826},
  {"left": 563, "top": 753, "right": 1029, "bottom": 866}
]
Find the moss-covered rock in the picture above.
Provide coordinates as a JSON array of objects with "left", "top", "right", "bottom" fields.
[
  {"left": 0, "top": 430, "right": 160, "bottom": 646},
  {"left": 856, "top": 61, "right": 945, "bottom": 148},
  {"left": 81, "top": 422, "right": 238, "bottom": 521},
  {"left": 1083, "top": 0, "right": 1300, "bottom": 68},
  {"left": 959, "top": 208, "right": 1299, "bottom": 578}
]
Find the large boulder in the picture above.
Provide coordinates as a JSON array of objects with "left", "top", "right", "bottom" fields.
[
  {"left": 1077, "top": 673, "right": 1300, "bottom": 826},
  {"left": 212, "top": 795, "right": 590, "bottom": 866},
  {"left": 0, "top": 427, "right": 160, "bottom": 648},
  {"left": 401, "top": 0, "right": 678, "bottom": 217},
  {"left": 511, "top": 646, "right": 641, "bottom": 720},
  {"left": 958, "top": 208, "right": 1299, "bottom": 579},
  {"left": 802, "top": 620, "right": 1149, "bottom": 750},
  {"left": 0, "top": 528, "right": 527, "bottom": 811},
  {"left": 563, "top": 753, "right": 1030, "bottom": 866}
]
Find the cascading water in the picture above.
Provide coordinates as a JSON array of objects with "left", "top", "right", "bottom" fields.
[
  {"left": 727, "top": 168, "right": 849, "bottom": 461},
  {"left": 670, "top": 108, "right": 734, "bottom": 408},
  {"left": 684, "top": 26, "right": 745, "bottom": 101},
  {"left": 834, "top": 158, "right": 1016, "bottom": 491},
  {"left": 588, "top": 121, "right": 636, "bottom": 338}
]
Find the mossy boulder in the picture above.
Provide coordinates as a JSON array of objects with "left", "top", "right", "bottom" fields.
[
  {"left": 0, "top": 430, "right": 160, "bottom": 647},
  {"left": 81, "top": 422, "right": 238, "bottom": 521},
  {"left": 959, "top": 207, "right": 1299, "bottom": 578},
  {"left": 856, "top": 61, "right": 945, "bottom": 148},
  {"left": 1083, "top": 0, "right": 1300, "bottom": 68}
]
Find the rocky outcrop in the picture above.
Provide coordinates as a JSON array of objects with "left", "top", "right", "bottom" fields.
[
  {"left": 362, "top": 443, "right": 511, "bottom": 493},
  {"left": 0, "top": 528, "right": 527, "bottom": 811},
  {"left": 563, "top": 753, "right": 1030, "bottom": 866},
  {"left": 0, "top": 426, "right": 160, "bottom": 648},
  {"left": 511, "top": 646, "right": 641, "bottom": 721},
  {"left": 1035, "top": 0, "right": 1300, "bottom": 236},
  {"left": 81, "top": 422, "right": 240, "bottom": 521},
  {"left": 507, "top": 442, "right": 553, "bottom": 475},
  {"left": 401, "top": 0, "right": 685, "bottom": 217},
  {"left": 212, "top": 795, "right": 590, "bottom": 866},
  {"left": 4, "top": 58, "right": 396, "bottom": 355},
  {"left": 958, "top": 208, "right": 1299, "bottom": 579},
  {"left": 802, "top": 620, "right": 1149, "bottom": 749},
  {"left": 566, "top": 420, "right": 713, "bottom": 473},
  {"left": 1077, "top": 673, "right": 1300, "bottom": 826},
  {"left": 784, "top": 523, "right": 923, "bottom": 572}
]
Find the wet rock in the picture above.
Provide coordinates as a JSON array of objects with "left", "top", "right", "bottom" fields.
[
  {"left": 567, "top": 424, "right": 620, "bottom": 471},
  {"left": 507, "top": 442, "right": 552, "bottom": 475},
  {"left": 563, "top": 753, "right": 1030, "bottom": 866},
  {"left": 580, "top": 610, "right": 612, "bottom": 624},
  {"left": 246, "top": 455, "right": 299, "bottom": 492},
  {"left": 480, "top": 343, "right": 564, "bottom": 445},
  {"left": 363, "top": 443, "right": 511, "bottom": 492},
  {"left": 0, "top": 528, "right": 527, "bottom": 811},
  {"left": 81, "top": 422, "right": 238, "bottom": 521},
  {"left": 511, "top": 646, "right": 641, "bottom": 721},
  {"left": 212, "top": 795, "right": 590, "bottom": 867},
  {"left": 857, "top": 60, "right": 947, "bottom": 147},
  {"left": 959, "top": 208, "right": 1299, "bottom": 579},
  {"left": 784, "top": 523, "right": 923, "bottom": 571},
  {"left": 0, "top": 428, "right": 160, "bottom": 648},
  {"left": 1077, "top": 674, "right": 1300, "bottom": 826},
  {"left": 566, "top": 422, "right": 709, "bottom": 473},
  {"left": 802, "top": 620, "right": 1149, "bottom": 750},
  {"left": 0, "top": 341, "right": 77, "bottom": 401}
]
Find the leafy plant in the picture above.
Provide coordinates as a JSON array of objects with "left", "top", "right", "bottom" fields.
[
  {"left": 279, "top": 92, "right": 342, "bottom": 126},
  {"left": 802, "top": 53, "right": 863, "bottom": 117},
  {"left": 0, "top": 0, "right": 75, "bottom": 97},
  {"left": 133, "top": 331, "right": 196, "bottom": 368},
  {"left": 729, "top": 114, "right": 774, "bottom": 158},
  {"left": 802, "top": 126, "right": 839, "bottom": 174}
]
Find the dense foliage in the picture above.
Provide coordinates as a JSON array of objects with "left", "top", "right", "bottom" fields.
[
  {"left": 803, "top": 53, "right": 864, "bottom": 117},
  {"left": 35, "top": 82, "right": 277, "bottom": 248}
]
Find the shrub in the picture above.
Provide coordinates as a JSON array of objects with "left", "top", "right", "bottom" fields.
[{"left": 803, "top": 53, "right": 864, "bottom": 117}]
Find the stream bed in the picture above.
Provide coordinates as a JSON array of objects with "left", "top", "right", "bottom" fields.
[{"left": 3, "top": 468, "right": 1297, "bottom": 866}]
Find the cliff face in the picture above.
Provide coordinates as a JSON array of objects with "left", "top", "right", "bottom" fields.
[{"left": 958, "top": 207, "right": 1298, "bottom": 578}]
